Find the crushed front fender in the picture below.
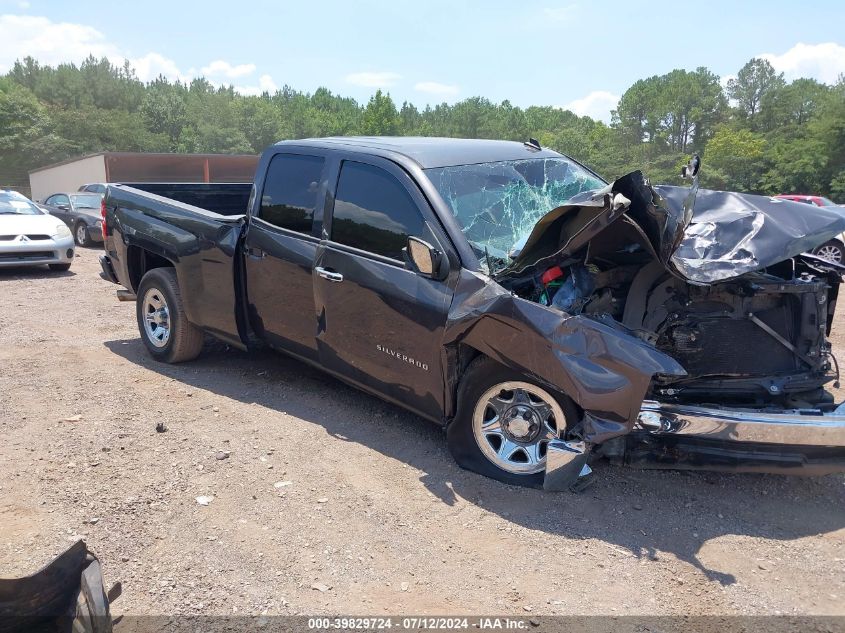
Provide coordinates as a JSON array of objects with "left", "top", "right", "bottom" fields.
[{"left": 443, "top": 269, "right": 686, "bottom": 444}]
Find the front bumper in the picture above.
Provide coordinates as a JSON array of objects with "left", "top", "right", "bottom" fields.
[
  {"left": 544, "top": 400, "right": 845, "bottom": 489},
  {"left": 0, "top": 235, "right": 74, "bottom": 268},
  {"left": 626, "top": 400, "right": 845, "bottom": 476},
  {"left": 637, "top": 400, "right": 845, "bottom": 447}
]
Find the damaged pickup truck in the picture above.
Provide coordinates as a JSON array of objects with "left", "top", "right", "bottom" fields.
[{"left": 99, "top": 137, "right": 845, "bottom": 489}]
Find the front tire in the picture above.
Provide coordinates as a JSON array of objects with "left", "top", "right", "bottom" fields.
[
  {"left": 136, "top": 267, "right": 204, "bottom": 363},
  {"left": 447, "top": 356, "right": 577, "bottom": 488},
  {"left": 74, "top": 222, "right": 91, "bottom": 247}
]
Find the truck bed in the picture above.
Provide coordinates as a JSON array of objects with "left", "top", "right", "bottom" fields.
[
  {"left": 103, "top": 184, "right": 247, "bottom": 347},
  {"left": 115, "top": 182, "right": 253, "bottom": 216}
]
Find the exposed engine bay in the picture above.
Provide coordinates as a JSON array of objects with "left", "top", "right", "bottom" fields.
[{"left": 494, "top": 166, "right": 845, "bottom": 411}]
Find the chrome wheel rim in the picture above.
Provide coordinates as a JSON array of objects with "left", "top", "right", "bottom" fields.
[
  {"left": 76, "top": 225, "right": 86, "bottom": 244},
  {"left": 142, "top": 288, "right": 170, "bottom": 348},
  {"left": 472, "top": 381, "right": 564, "bottom": 474},
  {"left": 816, "top": 245, "right": 842, "bottom": 263}
]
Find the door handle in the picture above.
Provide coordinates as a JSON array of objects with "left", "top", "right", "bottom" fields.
[
  {"left": 315, "top": 266, "right": 344, "bottom": 282},
  {"left": 247, "top": 247, "right": 266, "bottom": 259}
]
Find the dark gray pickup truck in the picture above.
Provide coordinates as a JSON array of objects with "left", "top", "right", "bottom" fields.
[{"left": 99, "top": 136, "right": 845, "bottom": 489}]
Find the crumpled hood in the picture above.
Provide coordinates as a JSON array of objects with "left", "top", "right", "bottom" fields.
[
  {"left": 507, "top": 170, "right": 845, "bottom": 285},
  {"left": 659, "top": 185, "right": 845, "bottom": 283}
]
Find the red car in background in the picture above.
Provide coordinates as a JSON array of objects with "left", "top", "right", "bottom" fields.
[
  {"left": 775, "top": 194, "right": 845, "bottom": 262},
  {"left": 775, "top": 194, "right": 840, "bottom": 207}
]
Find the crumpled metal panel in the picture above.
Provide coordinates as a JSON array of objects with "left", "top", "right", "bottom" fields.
[
  {"left": 507, "top": 170, "right": 845, "bottom": 286},
  {"left": 442, "top": 269, "right": 686, "bottom": 443},
  {"left": 659, "top": 186, "right": 845, "bottom": 284}
]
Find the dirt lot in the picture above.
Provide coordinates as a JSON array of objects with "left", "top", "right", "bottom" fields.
[{"left": 1, "top": 246, "right": 844, "bottom": 617}]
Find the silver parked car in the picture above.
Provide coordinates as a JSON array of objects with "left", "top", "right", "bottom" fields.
[{"left": 0, "top": 190, "right": 75, "bottom": 271}]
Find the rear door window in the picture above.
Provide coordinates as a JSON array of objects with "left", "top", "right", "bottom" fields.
[
  {"left": 259, "top": 153, "right": 324, "bottom": 234},
  {"left": 330, "top": 161, "right": 428, "bottom": 261}
]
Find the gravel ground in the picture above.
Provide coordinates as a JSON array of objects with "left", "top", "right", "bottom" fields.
[{"left": 1, "top": 246, "right": 844, "bottom": 618}]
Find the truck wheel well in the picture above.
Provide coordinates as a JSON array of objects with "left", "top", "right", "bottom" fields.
[
  {"left": 441, "top": 344, "right": 483, "bottom": 424},
  {"left": 447, "top": 345, "right": 584, "bottom": 429},
  {"left": 127, "top": 245, "right": 174, "bottom": 292},
  {"left": 456, "top": 344, "right": 482, "bottom": 377}
]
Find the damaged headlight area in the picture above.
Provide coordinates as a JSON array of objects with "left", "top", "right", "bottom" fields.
[
  {"left": 505, "top": 253, "right": 841, "bottom": 408},
  {"left": 479, "top": 164, "right": 845, "bottom": 418}
]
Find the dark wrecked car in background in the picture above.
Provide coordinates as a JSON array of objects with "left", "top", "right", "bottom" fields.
[{"left": 98, "top": 137, "right": 845, "bottom": 490}]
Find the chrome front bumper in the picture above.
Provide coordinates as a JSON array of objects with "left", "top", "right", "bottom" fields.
[
  {"left": 636, "top": 400, "right": 845, "bottom": 447},
  {"left": 543, "top": 401, "right": 845, "bottom": 490}
]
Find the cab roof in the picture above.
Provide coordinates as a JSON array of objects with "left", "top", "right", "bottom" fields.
[{"left": 274, "top": 136, "right": 563, "bottom": 169}]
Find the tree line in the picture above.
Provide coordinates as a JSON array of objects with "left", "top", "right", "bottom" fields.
[{"left": 1, "top": 55, "right": 844, "bottom": 201}]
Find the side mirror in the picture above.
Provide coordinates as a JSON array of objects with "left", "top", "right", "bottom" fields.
[
  {"left": 406, "top": 236, "right": 448, "bottom": 281},
  {"left": 57, "top": 203, "right": 70, "bottom": 210}
]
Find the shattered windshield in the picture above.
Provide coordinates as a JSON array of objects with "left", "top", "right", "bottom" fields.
[{"left": 425, "top": 158, "right": 605, "bottom": 273}]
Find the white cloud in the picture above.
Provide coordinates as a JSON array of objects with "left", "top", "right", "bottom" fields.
[
  {"left": 201, "top": 60, "right": 256, "bottom": 79},
  {"left": 542, "top": 5, "right": 577, "bottom": 22},
  {"left": 18, "top": 1, "right": 31, "bottom": 9},
  {"left": 0, "top": 14, "right": 120, "bottom": 71},
  {"left": 563, "top": 90, "right": 619, "bottom": 123},
  {"left": 759, "top": 42, "right": 845, "bottom": 84},
  {"left": 0, "top": 13, "right": 275, "bottom": 96},
  {"left": 414, "top": 81, "right": 459, "bottom": 97},
  {"left": 234, "top": 74, "right": 278, "bottom": 96},
  {"left": 345, "top": 71, "right": 401, "bottom": 88},
  {"left": 129, "top": 52, "right": 188, "bottom": 83}
]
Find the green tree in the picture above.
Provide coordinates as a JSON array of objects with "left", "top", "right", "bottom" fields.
[
  {"left": 307, "top": 87, "right": 361, "bottom": 137},
  {"left": 235, "top": 95, "right": 282, "bottom": 152},
  {"left": 703, "top": 126, "right": 766, "bottom": 192},
  {"left": 726, "top": 58, "right": 785, "bottom": 125},
  {"left": 399, "top": 101, "right": 422, "bottom": 134},
  {"left": 141, "top": 79, "right": 188, "bottom": 149},
  {"left": 759, "top": 78, "right": 829, "bottom": 130},
  {"left": 830, "top": 171, "right": 845, "bottom": 202},
  {"left": 361, "top": 90, "right": 398, "bottom": 135},
  {"left": 0, "top": 79, "right": 69, "bottom": 191},
  {"left": 613, "top": 76, "right": 662, "bottom": 146}
]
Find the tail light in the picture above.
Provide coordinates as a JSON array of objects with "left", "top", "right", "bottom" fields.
[{"left": 100, "top": 197, "right": 107, "bottom": 240}]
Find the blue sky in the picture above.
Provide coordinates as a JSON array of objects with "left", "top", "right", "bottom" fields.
[{"left": 2, "top": 0, "right": 844, "bottom": 121}]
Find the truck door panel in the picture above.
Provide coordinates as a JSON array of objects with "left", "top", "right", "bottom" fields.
[
  {"left": 314, "top": 158, "right": 455, "bottom": 421},
  {"left": 244, "top": 152, "right": 326, "bottom": 361}
]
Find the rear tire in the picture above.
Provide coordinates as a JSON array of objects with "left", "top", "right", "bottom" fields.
[
  {"left": 74, "top": 222, "right": 91, "bottom": 247},
  {"left": 48, "top": 262, "right": 72, "bottom": 271},
  {"left": 136, "top": 267, "right": 204, "bottom": 363},
  {"left": 446, "top": 356, "right": 578, "bottom": 488}
]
